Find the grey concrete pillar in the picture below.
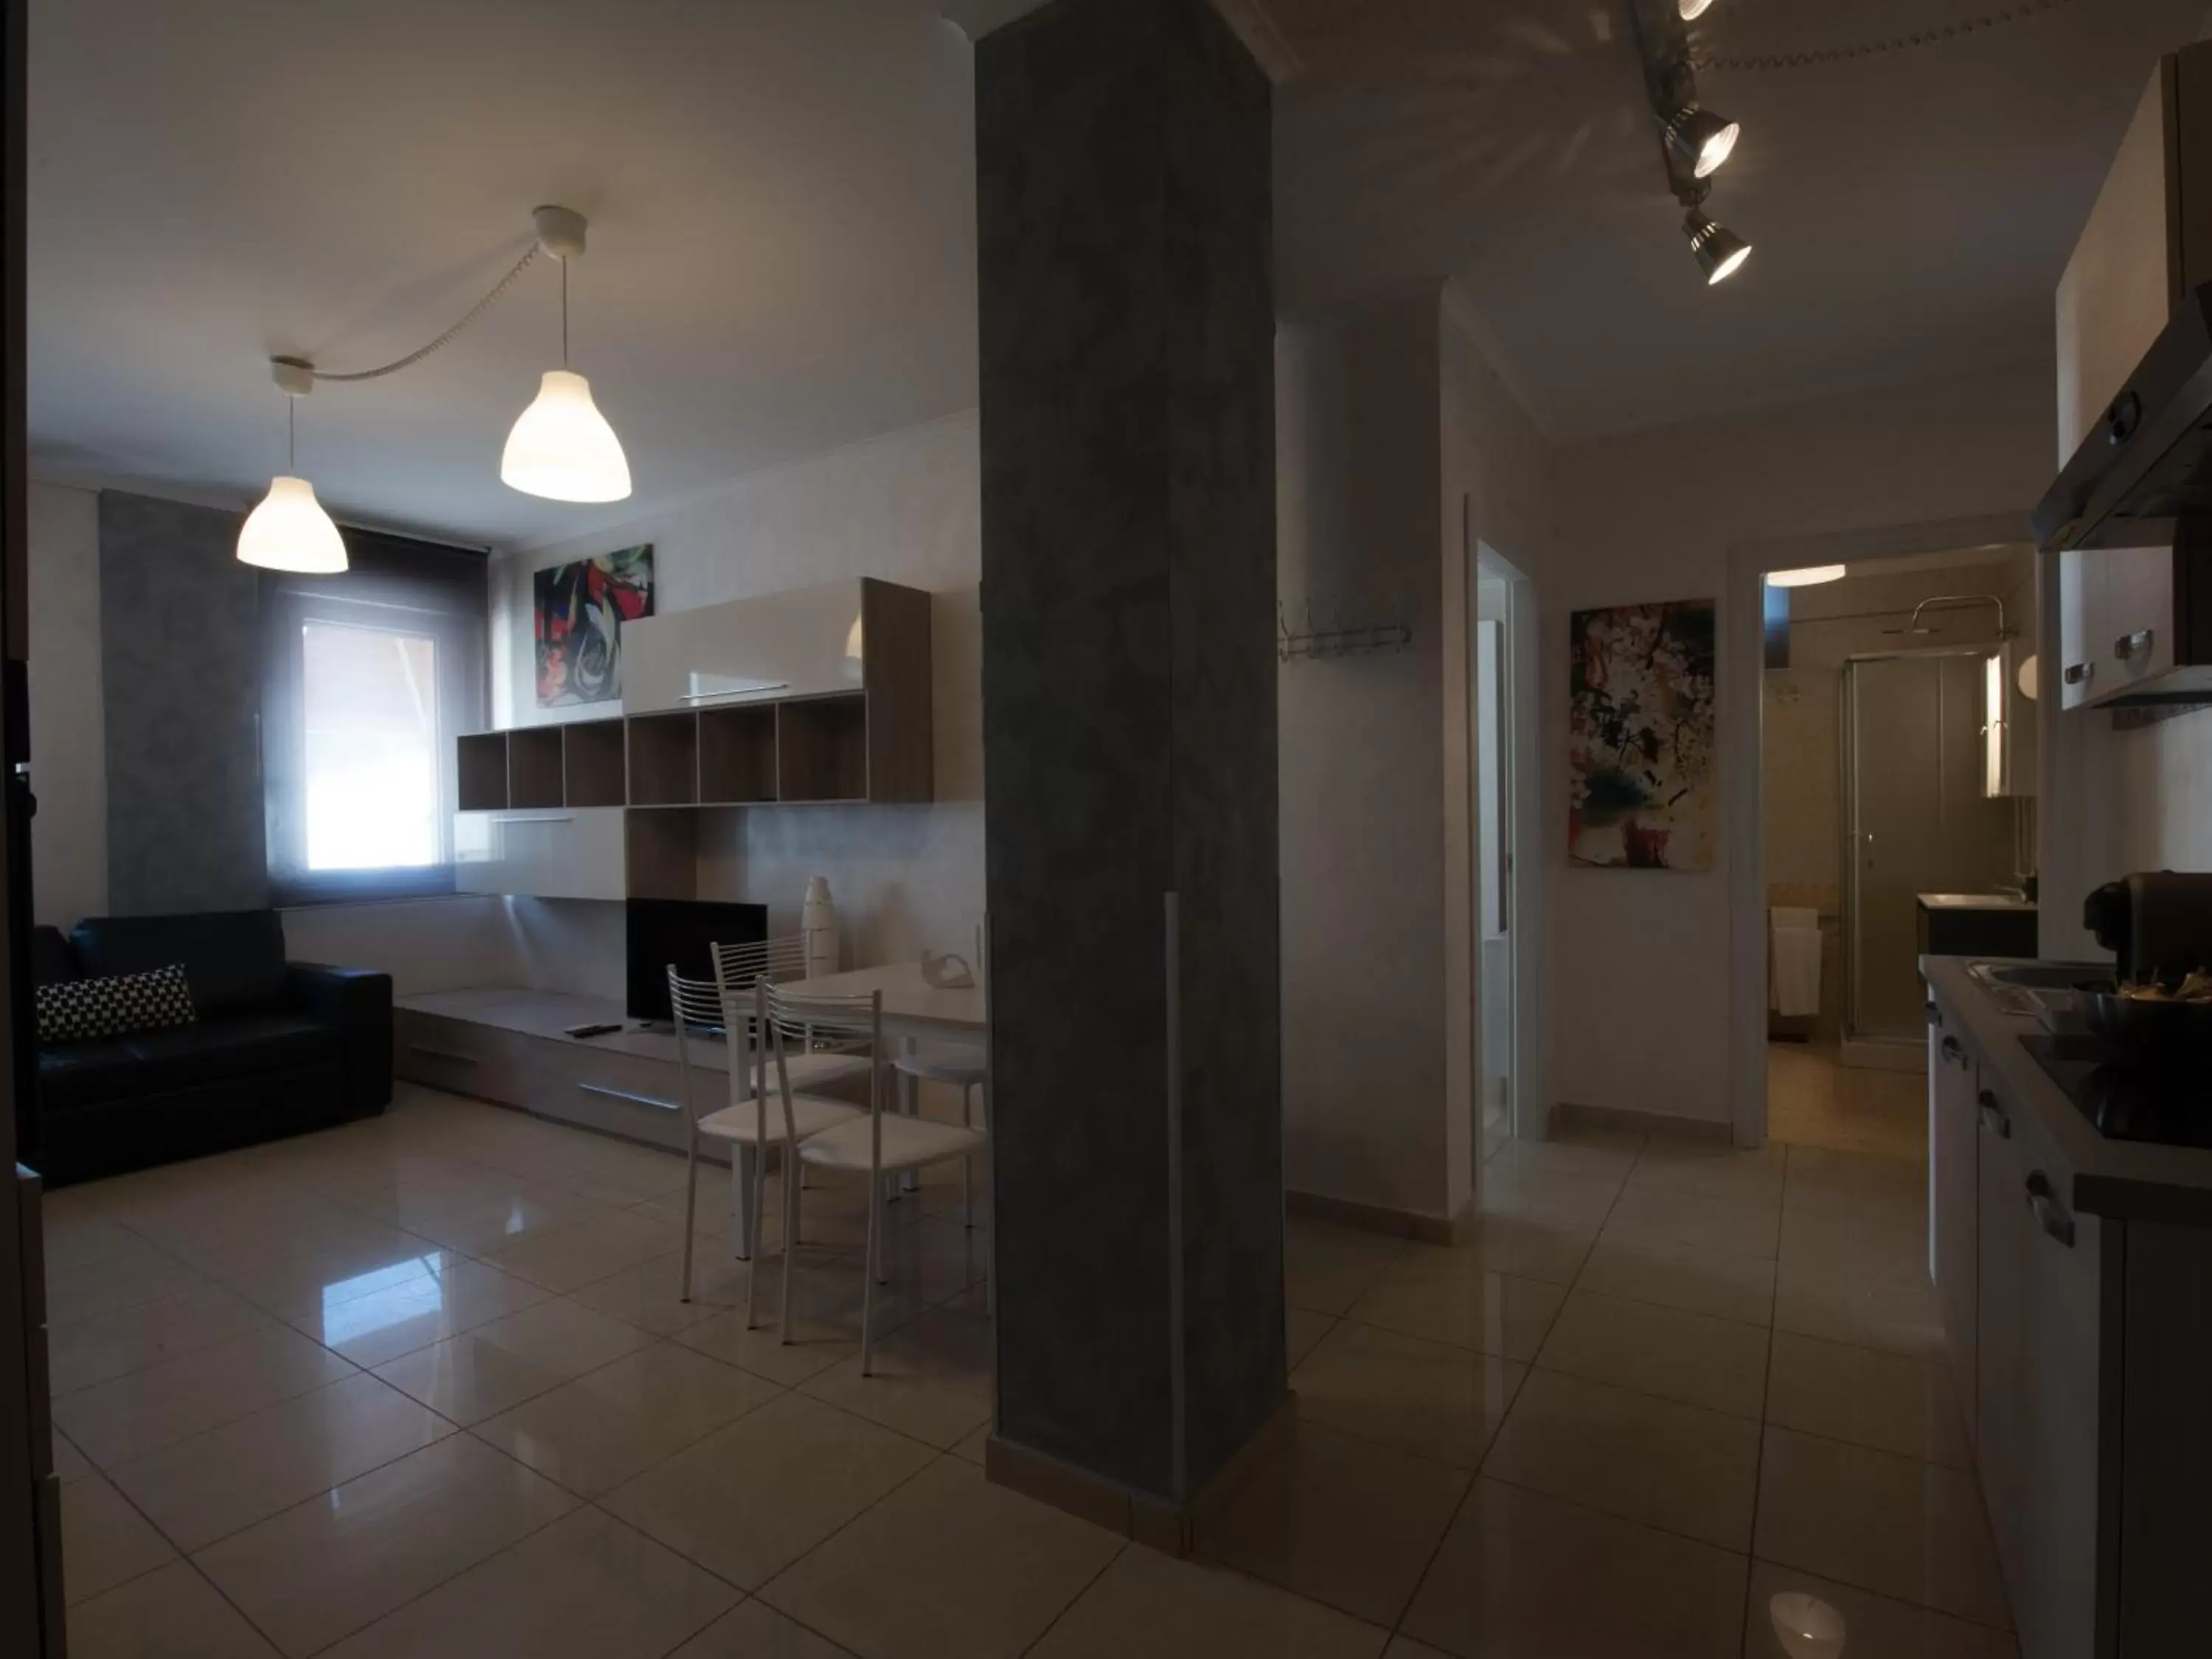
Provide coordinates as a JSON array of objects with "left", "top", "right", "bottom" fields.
[{"left": 976, "top": 0, "right": 1284, "bottom": 1534}]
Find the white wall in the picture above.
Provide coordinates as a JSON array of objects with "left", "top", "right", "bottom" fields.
[
  {"left": 1551, "top": 359, "right": 2053, "bottom": 1124},
  {"left": 1277, "top": 286, "right": 1555, "bottom": 1224},
  {"left": 27, "top": 481, "right": 104, "bottom": 929},
  {"left": 490, "top": 412, "right": 984, "bottom": 994}
]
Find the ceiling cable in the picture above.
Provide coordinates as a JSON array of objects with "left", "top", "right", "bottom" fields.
[
  {"left": 1691, "top": 0, "right": 2082, "bottom": 72},
  {"left": 306, "top": 242, "right": 543, "bottom": 383}
]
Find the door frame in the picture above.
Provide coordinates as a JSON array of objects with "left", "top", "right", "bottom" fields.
[
  {"left": 1724, "top": 510, "right": 2031, "bottom": 1149},
  {"left": 1466, "top": 518, "right": 1544, "bottom": 1162}
]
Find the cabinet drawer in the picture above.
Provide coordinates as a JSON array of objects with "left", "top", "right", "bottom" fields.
[
  {"left": 454, "top": 807, "right": 625, "bottom": 900},
  {"left": 516, "top": 1038, "right": 719, "bottom": 1152},
  {"left": 395, "top": 1012, "right": 536, "bottom": 1105}
]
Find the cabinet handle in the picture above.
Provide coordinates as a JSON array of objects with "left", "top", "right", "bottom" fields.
[
  {"left": 2114, "top": 628, "right": 2154, "bottom": 662},
  {"left": 495, "top": 814, "right": 572, "bottom": 825},
  {"left": 2064, "top": 661, "right": 2095, "bottom": 686},
  {"left": 577, "top": 1082, "right": 680, "bottom": 1113},
  {"left": 1926, "top": 1002, "right": 1943, "bottom": 1029},
  {"left": 1940, "top": 1035, "right": 1964, "bottom": 1065},
  {"left": 2026, "top": 1171, "right": 2076, "bottom": 1248},
  {"left": 1978, "top": 1092, "right": 2011, "bottom": 1138},
  {"left": 408, "top": 1044, "right": 481, "bottom": 1066},
  {"left": 680, "top": 684, "right": 791, "bottom": 705}
]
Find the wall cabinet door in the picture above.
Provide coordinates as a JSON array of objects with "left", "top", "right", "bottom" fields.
[
  {"left": 620, "top": 583, "right": 867, "bottom": 715},
  {"left": 453, "top": 807, "right": 625, "bottom": 900},
  {"left": 2058, "top": 549, "right": 2103, "bottom": 710},
  {"left": 1929, "top": 1018, "right": 1980, "bottom": 1443}
]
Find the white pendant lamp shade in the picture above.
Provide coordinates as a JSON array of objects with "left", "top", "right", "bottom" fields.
[
  {"left": 237, "top": 475, "right": 347, "bottom": 574},
  {"left": 501, "top": 369, "right": 632, "bottom": 503}
]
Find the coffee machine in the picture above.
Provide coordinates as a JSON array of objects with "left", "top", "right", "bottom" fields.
[{"left": 2083, "top": 872, "right": 2212, "bottom": 984}]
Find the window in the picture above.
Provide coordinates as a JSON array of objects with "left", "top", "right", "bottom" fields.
[
  {"left": 302, "top": 623, "right": 442, "bottom": 872},
  {"left": 262, "top": 532, "right": 488, "bottom": 903}
]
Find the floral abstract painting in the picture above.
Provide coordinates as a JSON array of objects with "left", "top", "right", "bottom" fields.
[
  {"left": 1568, "top": 598, "right": 1717, "bottom": 870},
  {"left": 535, "top": 545, "right": 653, "bottom": 706}
]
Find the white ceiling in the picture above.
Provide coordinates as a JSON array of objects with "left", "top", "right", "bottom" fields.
[
  {"left": 27, "top": 0, "right": 981, "bottom": 547},
  {"left": 1270, "top": 0, "right": 2211, "bottom": 436},
  {"left": 24, "top": 0, "right": 2211, "bottom": 546}
]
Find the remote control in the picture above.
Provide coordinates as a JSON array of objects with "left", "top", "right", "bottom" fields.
[{"left": 564, "top": 1021, "right": 622, "bottom": 1040}]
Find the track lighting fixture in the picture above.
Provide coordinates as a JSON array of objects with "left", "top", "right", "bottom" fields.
[
  {"left": 1664, "top": 103, "right": 1739, "bottom": 178},
  {"left": 1684, "top": 212, "right": 1753, "bottom": 284}
]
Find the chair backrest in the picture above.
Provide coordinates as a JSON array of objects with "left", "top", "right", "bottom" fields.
[
  {"left": 666, "top": 964, "right": 748, "bottom": 1147},
  {"left": 709, "top": 935, "right": 810, "bottom": 997},
  {"left": 759, "top": 979, "right": 883, "bottom": 1163}
]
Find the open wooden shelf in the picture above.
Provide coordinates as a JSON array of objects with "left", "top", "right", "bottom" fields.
[
  {"left": 627, "top": 712, "right": 699, "bottom": 806},
  {"left": 777, "top": 693, "right": 869, "bottom": 804},
  {"left": 698, "top": 704, "right": 779, "bottom": 804},
  {"left": 458, "top": 732, "right": 510, "bottom": 812},
  {"left": 507, "top": 727, "right": 566, "bottom": 810},
  {"left": 625, "top": 808, "right": 700, "bottom": 901},
  {"left": 563, "top": 720, "right": 628, "bottom": 808}
]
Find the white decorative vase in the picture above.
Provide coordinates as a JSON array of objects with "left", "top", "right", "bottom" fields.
[{"left": 801, "top": 876, "right": 840, "bottom": 980}]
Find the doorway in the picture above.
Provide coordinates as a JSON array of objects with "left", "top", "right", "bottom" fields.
[{"left": 1470, "top": 535, "right": 1535, "bottom": 1168}]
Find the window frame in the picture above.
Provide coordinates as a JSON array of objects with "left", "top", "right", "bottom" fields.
[{"left": 260, "top": 533, "right": 488, "bottom": 907}]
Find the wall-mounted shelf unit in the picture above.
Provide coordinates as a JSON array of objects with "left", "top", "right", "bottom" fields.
[{"left": 453, "top": 578, "right": 934, "bottom": 900}]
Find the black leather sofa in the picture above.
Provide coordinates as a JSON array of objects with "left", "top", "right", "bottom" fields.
[{"left": 29, "top": 910, "right": 392, "bottom": 1185}]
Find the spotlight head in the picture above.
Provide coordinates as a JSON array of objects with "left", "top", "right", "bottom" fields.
[
  {"left": 1666, "top": 104, "right": 1739, "bottom": 178},
  {"left": 1684, "top": 213, "right": 1751, "bottom": 285},
  {"left": 1679, "top": 0, "right": 1717, "bottom": 17}
]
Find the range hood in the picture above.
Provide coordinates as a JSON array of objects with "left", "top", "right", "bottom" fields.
[{"left": 2034, "top": 283, "right": 2212, "bottom": 552}]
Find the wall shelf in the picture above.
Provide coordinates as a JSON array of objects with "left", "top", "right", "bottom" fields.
[{"left": 453, "top": 577, "right": 935, "bottom": 900}]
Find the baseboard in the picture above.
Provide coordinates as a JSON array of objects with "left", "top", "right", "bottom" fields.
[
  {"left": 1284, "top": 1187, "right": 1471, "bottom": 1245},
  {"left": 985, "top": 1392, "right": 1298, "bottom": 1554},
  {"left": 1551, "top": 1100, "right": 1733, "bottom": 1143}
]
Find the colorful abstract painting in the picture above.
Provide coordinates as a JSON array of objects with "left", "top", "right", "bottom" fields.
[
  {"left": 1568, "top": 599, "right": 1717, "bottom": 870},
  {"left": 535, "top": 545, "right": 653, "bottom": 707}
]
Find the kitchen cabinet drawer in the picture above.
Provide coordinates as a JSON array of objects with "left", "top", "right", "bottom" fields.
[
  {"left": 394, "top": 1010, "right": 537, "bottom": 1105},
  {"left": 453, "top": 807, "right": 625, "bottom": 900},
  {"left": 621, "top": 582, "right": 868, "bottom": 715}
]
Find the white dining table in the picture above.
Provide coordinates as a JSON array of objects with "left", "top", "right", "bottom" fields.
[{"left": 726, "top": 961, "right": 987, "bottom": 1259}]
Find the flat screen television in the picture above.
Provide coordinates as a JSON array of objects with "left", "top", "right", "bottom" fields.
[{"left": 625, "top": 898, "right": 768, "bottom": 1024}]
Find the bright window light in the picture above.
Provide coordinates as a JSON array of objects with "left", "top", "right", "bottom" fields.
[{"left": 302, "top": 622, "right": 442, "bottom": 872}]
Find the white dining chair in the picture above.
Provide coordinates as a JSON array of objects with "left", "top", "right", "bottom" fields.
[
  {"left": 891, "top": 1046, "right": 988, "bottom": 1228},
  {"left": 762, "top": 980, "right": 988, "bottom": 1374},
  {"left": 667, "top": 965, "right": 866, "bottom": 1319}
]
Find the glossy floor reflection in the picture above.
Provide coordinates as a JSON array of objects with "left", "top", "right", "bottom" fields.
[{"left": 42, "top": 1086, "right": 2009, "bottom": 1657}]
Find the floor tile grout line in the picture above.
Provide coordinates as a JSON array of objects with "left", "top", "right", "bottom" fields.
[
  {"left": 66, "top": 1463, "right": 291, "bottom": 1655},
  {"left": 1015, "top": 1537, "right": 1133, "bottom": 1658}
]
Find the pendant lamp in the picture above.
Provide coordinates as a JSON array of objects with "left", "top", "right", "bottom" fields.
[
  {"left": 237, "top": 359, "right": 347, "bottom": 572},
  {"left": 501, "top": 207, "right": 632, "bottom": 503}
]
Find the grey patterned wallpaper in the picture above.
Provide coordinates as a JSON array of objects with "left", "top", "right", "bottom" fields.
[{"left": 99, "top": 491, "right": 270, "bottom": 915}]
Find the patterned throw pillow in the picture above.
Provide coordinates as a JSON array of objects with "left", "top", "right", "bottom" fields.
[{"left": 35, "top": 964, "right": 197, "bottom": 1046}]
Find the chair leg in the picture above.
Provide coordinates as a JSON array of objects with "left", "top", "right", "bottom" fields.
[
  {"left": 779, "top": 1154, "right": 801, "bottom": 1346},
  {"left": 860, "top": 1172, "right": 881, "bottom": 1376},
  {"left": 745, "top": 1142, "right": 768, "bottom": 1329},
  {"left": 680, "top": 1144, "right": 699, "bottom": 1304}
]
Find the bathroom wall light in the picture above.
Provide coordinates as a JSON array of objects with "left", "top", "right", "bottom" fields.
[
  {"left": 1766, "top": 565, "right": 1846, "bottom": 588},
  {"left": 1678, "top": 0, "right": 1717, "bottom": 17}
]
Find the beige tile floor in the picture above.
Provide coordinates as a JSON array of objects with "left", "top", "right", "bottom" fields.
[
  {"left": 42, "top": 1084, "right": 2011, "bottom": 1657},
  {"left": 1767, "top": 1041, "right": 1929, "bottom": 1161}
]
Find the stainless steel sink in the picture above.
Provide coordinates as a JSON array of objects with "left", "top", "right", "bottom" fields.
[{"left": 1966, "top": 960, "right": 2110, "bottom": 1015}]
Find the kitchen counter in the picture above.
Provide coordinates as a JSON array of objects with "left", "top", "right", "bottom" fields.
[
  {"left": 1924, "top": 954, "right": 2212, "bottom": 1222},
  {"left": 1917, "top": 892, "right": 2037, "bottom": 911}
]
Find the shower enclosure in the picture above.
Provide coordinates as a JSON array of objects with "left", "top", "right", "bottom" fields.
[{"left": 1842, "top": 649, "right": 2020, "bottom": 1048}]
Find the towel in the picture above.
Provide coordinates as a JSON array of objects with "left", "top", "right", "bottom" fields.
[{"left": 1770, "top": 906, "right": 1823, "bottom": 1018}]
